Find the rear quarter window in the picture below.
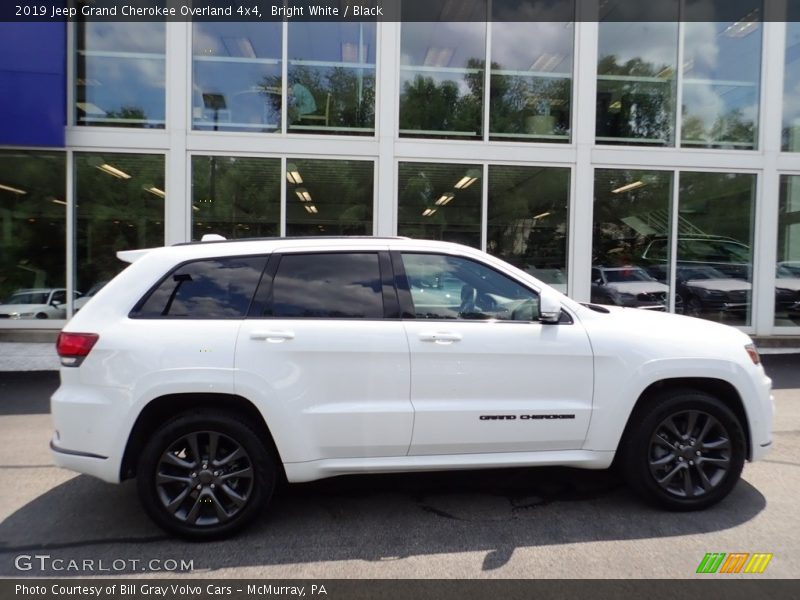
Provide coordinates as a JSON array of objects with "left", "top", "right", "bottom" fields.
[{"left": 131, "top": 256, "right": 267, "bottom": 319}]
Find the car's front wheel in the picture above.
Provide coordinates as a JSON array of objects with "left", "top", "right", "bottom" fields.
[
  {"left": 621, "top": 390, "right": 746, "bottom": 510},
  {"left": 685, "top": 297, "right": 703, "bottom": 317},
  {"left": 137, "top": 410, "right": 275, "bottom": 539}
]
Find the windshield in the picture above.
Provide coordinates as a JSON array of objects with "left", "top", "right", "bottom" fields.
[
  {"left": 678, "top": 266, "right": 729, "bottom": 280},
  {"left": 779, "top": 262, "right": 800, "bottom": 277},
  {"left": 3, "top": 291, "right": 49, "bottom": 305}
]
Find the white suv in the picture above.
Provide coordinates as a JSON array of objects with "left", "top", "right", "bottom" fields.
[{"left": 51, "top": 237, "right": 773, "bottom": 539}]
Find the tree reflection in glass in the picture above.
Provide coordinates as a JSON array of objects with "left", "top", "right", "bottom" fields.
[{"left": 596, "top": 21, "right": 678, "bottom": 146}]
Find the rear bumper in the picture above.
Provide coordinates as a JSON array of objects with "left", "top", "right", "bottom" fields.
[
  {"left": 50, "top": 379, "right": 130, "bottom": 483},
  {"left": 50, "top": 437, "right": 121, "bottom": 483}
]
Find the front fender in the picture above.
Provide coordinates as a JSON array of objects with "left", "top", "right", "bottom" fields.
[{"left": 582, "top": 356, "right": 768, "bottom": 456}]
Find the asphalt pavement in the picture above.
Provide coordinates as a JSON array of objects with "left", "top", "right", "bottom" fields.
[{"left": 0, "top": 356, "right": 798, "bottom": 580}]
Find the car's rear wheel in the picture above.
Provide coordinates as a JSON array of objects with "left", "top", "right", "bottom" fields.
[
  {"left": 621, "top": 390, "right": 746, "bottom": 510},
  {"left": 137, "top": 410, "right": 275, "bottom": 539}
]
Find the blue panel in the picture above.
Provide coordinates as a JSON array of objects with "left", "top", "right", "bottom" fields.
[{"left": 0, "top": 23, "right": 66, "bottom": 147}]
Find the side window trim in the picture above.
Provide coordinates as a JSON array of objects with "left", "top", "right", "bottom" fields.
[
  {"left": 378, "top": 251, "right": 402, "bottom": 319},
  {"left": 389, "top": 250, "right": 416, "bottom": 319},
  {"left": 247, "top": 253, "right": 281, "bottom": 318}
]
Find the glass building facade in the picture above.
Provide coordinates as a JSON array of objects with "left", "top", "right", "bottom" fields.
[{"left": 2, "top": 7, "right": 800, "bottom": 338}]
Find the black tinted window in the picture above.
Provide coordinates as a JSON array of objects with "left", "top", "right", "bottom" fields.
[
  {"left": 134, "top": 256, "right": 267, "bottom": 318},
  {"left": 266, "top": 253, "right": 383, "bottom": 319}
]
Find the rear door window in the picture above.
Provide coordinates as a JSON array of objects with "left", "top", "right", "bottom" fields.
[
  {"left": 258, "top": 252, "right": 384, "bottom": 319},
  {"left": 132, "top": 256, "right": 267, "bottom": 318}
]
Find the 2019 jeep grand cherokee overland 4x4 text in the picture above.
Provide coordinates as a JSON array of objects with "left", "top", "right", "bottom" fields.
[{"left": 50, "top": 237, "right": 774, "bottom": 539}]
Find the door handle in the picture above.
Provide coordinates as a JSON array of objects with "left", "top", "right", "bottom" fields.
[
  {"left": 250, "top": 330, "right": 295, "bottom": 342},
  {"left": 418, "top": 332, "right": 462, "bottom": 344}
]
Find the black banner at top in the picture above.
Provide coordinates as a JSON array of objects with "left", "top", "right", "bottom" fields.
[{"left": 2, "top": 0, "right": 798, "bottom": 22}]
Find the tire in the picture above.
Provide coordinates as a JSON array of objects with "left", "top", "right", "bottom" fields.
[
  {"left": 674, "top": 294, "right": 685, "bottom": 315},
  {"left": 686, "top": 297, "right": 703, "bottom": 318},
  {"left": 621, "top": 389, "right": 746, "bottom": 511},
  {"left": 137, "top": 410, "right": 275, "bottom": 540}
]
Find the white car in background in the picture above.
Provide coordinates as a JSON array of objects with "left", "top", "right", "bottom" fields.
[
  {"left": 0, "top": 288, "right": 76, "bottom": 320},
  {"left": 73, "top": 281, "right": 109, "bottom": 312}
]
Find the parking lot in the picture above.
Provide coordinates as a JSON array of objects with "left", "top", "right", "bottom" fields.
[{"left": 1, "top": 355, "right": 798, "bottom": 579}]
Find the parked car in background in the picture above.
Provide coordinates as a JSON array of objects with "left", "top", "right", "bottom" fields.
[
  {"left": 526, "top": 267, "right": 567, "bottom": 294},
  {"left": 675, "top": 266, "right": 751, "bottom": 318},
  {"left": 590, "top": 266, "right": 669, "bottom": 310},
  {"left": 775, "top": 264, "right": 800, "bottom": 320},
  {"left": 642, "top": 235, "right": 751, "bottom": 281},
  {"left": 0, "top": 288, "right": 79, "bottom": 320},
  {"left": 778, "top": 261, "right": 800, "bottom": 278},
  {"left": 74, "top": 281, "right": 109, "bottom": 312}
]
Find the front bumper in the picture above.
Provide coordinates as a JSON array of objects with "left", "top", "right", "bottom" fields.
[{"left": 748, "top": 370, "right": 774, "bottom": 462}]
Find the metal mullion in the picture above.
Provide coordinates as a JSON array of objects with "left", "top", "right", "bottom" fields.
[
  {"left": 481, "top": 163, "right": 489, "bottom": 252},
  {"left": 482, "top": 1, "right": 492, "bottom": 144},
  {"left": 675, "top": 4, "right": 686, "bottom": 148},
  {"left": 280, "top": 156, "right": 287, "bottom": 237},
  {"left": 66, "top": 150, "right": 75, "bottom": 319},
  {"left": 66, "top": 20, "right": 76, "bottom": 128},
  {"left": 669, "top": 169, "right": 679, "bottom": 314},
  {"left": 281, "top": 19, "right": 289, "bottom": 136}
]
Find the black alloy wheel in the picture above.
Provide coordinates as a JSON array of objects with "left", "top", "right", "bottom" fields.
[
  {"left": 137, "top": 410, "right": 275, "bottom": 539},
  {"left": 648, "top": 410, "right": 732, "bottom": 499},
  {"left": 622, "top": 390, "right": 746, "bottom": 510}
]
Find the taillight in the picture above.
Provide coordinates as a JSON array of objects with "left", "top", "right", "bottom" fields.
[{"left": 56, "top": 332, "right": 99, "bottom": 367}]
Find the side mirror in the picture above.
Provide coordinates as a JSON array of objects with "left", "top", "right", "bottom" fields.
[{"left": 539, "top": 289, "right": 562, "bottom": 324}]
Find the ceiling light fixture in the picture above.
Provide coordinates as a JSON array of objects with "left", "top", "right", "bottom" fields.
[
  {"left": 435, "top": 193, "right": 455, "bottom": 206},
  {"left": 722, "top": 9, "right": 760, "bottom": 38},
  {"left": 145, "top": 186, "right": 166, "bottom": 198},
  {"left": 295, "top": 187, "right": 312, "bottom": 202},
  {"left": 0, "top": 183, "right": 27, "bottom": 195},
  {"left": 611, "top": 181, "right": 646, "bottom": 194},
  {"left": 97, "top": 163, "right": 131, "bottom": 179},
  {"left": 422, "top": 47, "right": 455, "bottom": 68},
  {"left": 529, "top": 53, "right": 565, "bottom": 72},
  {"left": 454, "top": 169, "right": 481, "bottom": 190},
  {"left": 533, "top": 211, "right": 551, "bottom": 220},
  {"left": 286, "top": 163, "right": 303, "bottom": 185},
  {"left": 422, "top": 208, "right": 437, "bottom": 217},
  {"left": 304, "top": 204, "right": 318, "bottom": 214}
]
